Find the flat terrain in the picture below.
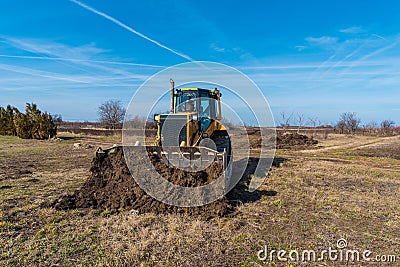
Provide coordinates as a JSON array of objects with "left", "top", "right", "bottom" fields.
[{"left": 0, "top": 133, "right": 399, "bottom": 266}]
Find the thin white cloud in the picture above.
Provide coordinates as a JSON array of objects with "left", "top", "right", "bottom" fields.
[
  {"left": 2, "top": 36, "right": 159, "bottom": 78},
  {"left": 305, "top": 34, "right": 390, "bottom": 79},
  {"left": 339, "top": 26, "right": 365, "bottom": 34},
  {"left": 306, "top": 36, "right": 338, "bottom": 47},
  {"left": 4, "top": 37, "right": 106, "bottom": 59},
  {"left": 69, "top": 0, "right": 194, "bottom": 62},
  {"left": 295, "top": 45, "right": 306, "bottom": 51},
  {"left": 0, "top": 62, "right": 148, "bottom": 89},
  {"left": 319, "top": 43, "right": 365, "bottom": 78},
  {"left": 236, "top": 59, "right": 390, "bottom": 70},
  {"left": 210, "top": 43, "right": 226, "bottom": 52},
  {"left": 0, "top": 35, "right": 166, "bottom": 106},
  {"left": 340, "top": 39, "right": 400, "bottom": 74},
  {"left": 0, "top": 63, "right": 91, "bottom": 83},
  {"left": 0, "top": 54, "right": 165, "bottom": 68}
]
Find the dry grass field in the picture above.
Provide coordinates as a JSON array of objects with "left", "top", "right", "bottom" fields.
[{"left": 0, "top": 132, "right": 399, "bottom": 266}]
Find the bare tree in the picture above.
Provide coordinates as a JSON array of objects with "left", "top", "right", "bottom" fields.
[
  {"left": 336, "top": 112, "right": 361, "bottom": 134},
  {"left": 124, "top": 115, "right": 146, "bottom": 128},
  {"left": 220, "top": 117, "right": 237, "bottom": 130},
  {"left": 52, "top": 114, "right": 63, "bottom": 126},
  {"left": 336, "top": 120, "right": 346, "bottom": 134},
  {"left": 381, "top": 120, "right": 395, "bottom": 136},
  {"left": 308, "top": 117, "right": 317, "bottom": 128},
  {"left": 381, "top": 120, "right": 395, "bottom": 129},
  {"left": 296, "top": 113, "right": 305, "bottom": 134},
  {"left": 98, "top": 100, "right": 126, "bottom": 129},
  {"left": 280, "top": 111, "right": 293, "bottom": 129},
  {"left": 363, "top": 121, "right": 378, "bottom": 135},
  {"left": 348, "top": 113, "right": 361, "bottom": 134},
  {"left": 308, "top": 116, "right": 319, "bottom": 137}
]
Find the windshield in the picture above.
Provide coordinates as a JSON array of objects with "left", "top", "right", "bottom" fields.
[
  {"left": 175, "top": 89, "right": 218, "bottom": 119},
  {"left": 176, "top": 91, "right": 198, "bottom": 112}
]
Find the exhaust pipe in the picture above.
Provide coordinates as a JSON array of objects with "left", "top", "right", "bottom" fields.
[{"left": 170, "top": 78, "right": 175, "bottom": 113}]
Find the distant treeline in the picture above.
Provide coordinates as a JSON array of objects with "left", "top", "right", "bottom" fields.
[
  {"left": 0, "top": 103, "right": 56, "bottom": 139},
  {"left": 57, "top": 117, "right": 157, "bottom": 137},
  {"left": 58, "top": 116, "right": 157, "bottom": 131},
  {"left": 278, "top": 111, "right": 399, "bottom": 137}
]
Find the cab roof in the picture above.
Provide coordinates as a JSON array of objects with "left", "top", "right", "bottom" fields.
[{"left": 180, "top": 87, "right": 217, "bottom": 93}]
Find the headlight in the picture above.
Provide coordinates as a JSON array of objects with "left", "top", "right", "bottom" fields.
[
  {"left": 153, "top": 114, "right": 159, "bottom": 121},
  {"left": 191, "top": 114, "right": 198, "bottom": 121}
]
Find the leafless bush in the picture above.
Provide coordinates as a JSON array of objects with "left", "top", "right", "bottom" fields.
[
  {"left": 98, "top": 100, "right": 125, "bottom": 129},
  {"left": 52, "top": 114, "right": 63, "bottom": 126},
  {"left": 124, "top": 115, "right": 157, "bottom": 129},
  {"left": 363, "top": 121, "right": 378, "bottom": 135},
  {"left": 380, "top": 120, "right": 395, "bottom": 136},
  {"left": 280, "top": 111, "right": 293, "bottom": 129},
  {"left": 296, "top": 113, "right": 305, "bottom": 134},
  {"left": 307, "top": 117, "right": 321, "bottom": 138},
  {"left": 220, "top": 117, "right": 238, "bottom": 130},
  {"left": 335, "top": 112, "right": 361, "bottom": 134}
]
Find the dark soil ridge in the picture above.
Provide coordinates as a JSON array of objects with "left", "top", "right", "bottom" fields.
[
  {"left": 52, "top": 147, "right": 281, "bottom": 219},
  {"left": 249, "top": 132, "right": 318, "bottom": 149}
]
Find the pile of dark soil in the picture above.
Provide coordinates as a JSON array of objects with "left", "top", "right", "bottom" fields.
[
  {"left": 249, "top": 132, "right": 318, "bottom": 149},
  {"left": 53, "top": 146, "right": 234, "bottom": 219},
  {"left": 276, "top": 132, "right": 318, "bottom": 149}
]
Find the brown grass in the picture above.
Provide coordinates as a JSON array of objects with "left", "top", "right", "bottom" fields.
[{"left": 0, "top": 133, "right": 399, "bottom": 266}]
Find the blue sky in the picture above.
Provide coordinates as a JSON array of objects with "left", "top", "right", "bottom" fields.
[{"left": 1, "top": 0, "right": 400, "bottom": 125}]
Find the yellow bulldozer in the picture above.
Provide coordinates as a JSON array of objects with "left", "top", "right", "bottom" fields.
[
  {"left": 92, "top": 79, "right": 235, "bottom": 207},
  {"left": 149, "top": 79, "right": 232, "bottom": 171}
]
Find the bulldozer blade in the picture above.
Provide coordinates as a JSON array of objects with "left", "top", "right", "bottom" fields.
[{"left": 97, "top": 145, "right": 228, "bottom": 173}]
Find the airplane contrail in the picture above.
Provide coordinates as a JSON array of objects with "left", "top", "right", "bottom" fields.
[
  {"left": 0, "top": 54, "right": 166, "bottom": 68},
  {"left": 372, "top": 34, "right": 388, "bottom": 41},
  {"left": 69, "top": 0, "right": 194, "bottom": 62},
  {"left": 0, "top": 63, "right": 90, "bottom": 83}
]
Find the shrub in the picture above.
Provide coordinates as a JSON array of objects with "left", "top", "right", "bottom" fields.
[
  {"left": 1, "top": 103, "right": 57, "bottom": 139},
  {"left": 0, "top": 105, "right": 18, "bottom": 135},
  {"left": 13, "top": 112, "right": 32, "bottom": 139}
]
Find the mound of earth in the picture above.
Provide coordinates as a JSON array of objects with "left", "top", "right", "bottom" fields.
[
  {"left": 276, "top": 132, "right": 318, "bottom": 149},
  {"left": 249, "top": 131, "right": 318, "bottom": 149},
  {"left": 53, "top": 146, "right": 234, "bottom": 219}
]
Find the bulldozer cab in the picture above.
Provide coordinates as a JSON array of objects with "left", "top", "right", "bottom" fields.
[
  {"left": 154, "top": 86, "right": 228, "bottom": 148},
  {"left": 175, "top": 88, "right": 221, "bottom": 120},
  {"left": 153, "top": 84, "right": 231, "bottom": 172}
]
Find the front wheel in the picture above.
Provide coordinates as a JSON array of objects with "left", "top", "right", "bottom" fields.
[{"left": 211, "top": 131, "right": 232, "bottom": 166}]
